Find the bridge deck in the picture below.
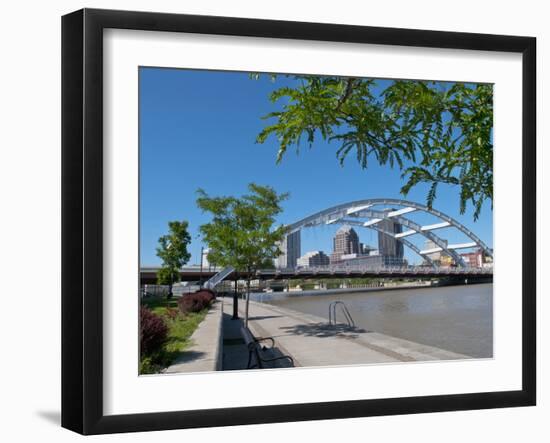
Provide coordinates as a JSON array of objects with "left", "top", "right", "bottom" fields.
[{"left": 140, "top": 267, "right": 493, "bottom": 285}]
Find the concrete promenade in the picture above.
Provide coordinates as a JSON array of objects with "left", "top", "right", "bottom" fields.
[
  {"left": 225, "top": 298, "right": 469, "bottom": 368},
  {"left": 163, "top": 300, "right": 223, "bottom": 373},
  {"left": 162, "top": 295, "right": 470, "bottom": 374}
]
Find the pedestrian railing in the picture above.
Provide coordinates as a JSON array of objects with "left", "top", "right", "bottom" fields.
[
  {"left": 261, "top": 265, "right": 493, "bottom": 276},
  {"left": 328, "top": 301, "right": 355, "bottom": 328},
  {"left": 203, "top": 266, "right": 235, "bottom": 289}
]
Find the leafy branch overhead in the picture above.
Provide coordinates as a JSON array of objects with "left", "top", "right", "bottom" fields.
[{"left": 255, "top": 75, "right": 493, "bottom": 219}]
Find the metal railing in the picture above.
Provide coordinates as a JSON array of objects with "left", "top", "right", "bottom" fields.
[
  {"left": 328, "top": 301, "right": 355, "bottom": 328},
  {"left": 203, "top": 266, "right": 235, "bottom": 289},
  {"left": 262, "top": 264, "right": 493, "bottom": 276}
]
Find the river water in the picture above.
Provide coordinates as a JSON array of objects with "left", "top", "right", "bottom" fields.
[{"left": 252, "top": 283, "right": 493, "bottom": 358}]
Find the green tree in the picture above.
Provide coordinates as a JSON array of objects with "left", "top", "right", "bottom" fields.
[
  {"left": 156, "top": 220, "right": 192, "bottom": 298},
  {"left": 196, "top": 183, "right": 288, "bottom": 326},
  {"left": 255, "top": 76, "right": 492, "bottom": 219}
]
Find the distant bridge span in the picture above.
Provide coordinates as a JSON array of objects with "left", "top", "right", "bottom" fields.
[
  {"left": 141, "top": 199, "right": 493, "bottom": 286},
  {"left": 140, "top": 265, "right": 492, "bottom": 285}
]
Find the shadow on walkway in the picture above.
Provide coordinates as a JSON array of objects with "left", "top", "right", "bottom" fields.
[
  {"left": 222, "top": 312, "right": 247, "bottom": 370},
  {"left": 222, "top": 311, "right": 294, "bottom": 370},
  {"left": 249, "top": 315, "right": 283, "bottom": 321},
  {"left": 279, "top": 322, "right": 369, "bottom": 339},
  {"left": 168, "top": 350, "right": 207, "bottom": 366}
]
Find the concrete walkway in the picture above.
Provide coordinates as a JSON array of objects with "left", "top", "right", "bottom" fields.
[
  {"left": 162, "top": 296, "right": 470, "bottom": 373},
  {"left": 163, "top": 300, "right": 223, "bottom": 374},
  {"left": 225, "top": 298, "right": 469, "bottom": 368}
]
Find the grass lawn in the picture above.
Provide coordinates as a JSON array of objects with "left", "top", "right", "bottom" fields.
[{"left": 140, "top": 296, "right": 208, "bottom": 374}]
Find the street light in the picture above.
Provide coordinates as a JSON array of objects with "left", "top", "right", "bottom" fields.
[
  {"left": 199, "top": 246, "right": 204, "bottom": 289},
  {"left": 166, "top": 240, "right": 174, "bottom": 298}
]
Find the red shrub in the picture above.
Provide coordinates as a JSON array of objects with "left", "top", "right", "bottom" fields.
[
  {"left": 178, "top": 290, "right": 215, "bottom": 314},
  {"left": 201, "top": 289, "right": 216, "bottom": 300},
  {"left": 165, "top": 307, "right": 180, "bottom": 320},
  {"left": 140, "top": 306, "right": 168, "bottom": 355}
]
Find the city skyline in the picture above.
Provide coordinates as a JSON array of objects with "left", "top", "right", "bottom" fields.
[
  {"left": 296, "top": 233, "right": 491, "bottom": 270},
  {"left": 139, "top": 67, "right": 493, "bottom": 266}
]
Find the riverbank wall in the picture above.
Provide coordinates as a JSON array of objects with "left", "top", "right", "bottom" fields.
[
  {"left": 250, "top": 279, "right": 490, "bottom": 298},
  {"left": 218, "top": 278, "right": 492, "bottom": 299}
]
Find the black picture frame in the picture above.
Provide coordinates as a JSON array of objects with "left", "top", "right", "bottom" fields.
[{"left": 61, "top": 8, "right": 536, "bottom": 435}]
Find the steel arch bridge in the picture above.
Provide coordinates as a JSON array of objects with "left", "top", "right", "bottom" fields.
[{"left": 286, "top": 198, "right": 492, "bottom": 268}]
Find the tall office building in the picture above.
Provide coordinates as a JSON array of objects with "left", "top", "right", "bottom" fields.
[
  {"left": 330, "top": 225, "right": 360, "bottom": 263},
  {"left": 275, "top": 230, "right": 301, "bottom": 268},
  {"left": 377, "top": 216, "right": 404, "bottom": 259}
]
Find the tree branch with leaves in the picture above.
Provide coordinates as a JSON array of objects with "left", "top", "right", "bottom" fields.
[
  {"left": 196, "top": 183, "right": 289, "bottom": 327},
  {"left": 255, "top": 75, "right": 492, "bottom": 220}
]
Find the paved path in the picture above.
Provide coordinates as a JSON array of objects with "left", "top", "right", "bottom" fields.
[
  {"left": 163, "top": 300, "right": 223, "bottom": 374},
  {"left": 226, "top": 298, "right": 469, "bottom": 368},
  {"left": 163, "top": 296, "right": 470, "bottom": 373}
]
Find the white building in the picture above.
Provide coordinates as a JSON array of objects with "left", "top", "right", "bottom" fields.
[
  {"left": 424, "top": 239, "right": 448, "bottom": 261},
  {"left": 297, "top": 250, "right": 330, "bottom": 268},
  {"left": 202, "top": 248, "right": 210, "bottom": 268}
]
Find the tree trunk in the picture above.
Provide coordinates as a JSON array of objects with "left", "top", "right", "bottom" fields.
[
  {"left": 245, "top": 278, "right": 251, "bottom": 328},
  {"left": 232, "top": 278, "right": 239, "bottom": 320},
  {"left": 167, "top": 282, "right": 173, "bottom": 299}
]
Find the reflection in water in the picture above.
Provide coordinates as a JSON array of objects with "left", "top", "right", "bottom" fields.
[{"left": 252, "top": 283, "right": 493, "bottom": 358}]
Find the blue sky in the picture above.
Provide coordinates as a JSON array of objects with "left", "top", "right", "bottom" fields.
[{"left": 139, "top": 68, "right": 493, "bottom": 266}]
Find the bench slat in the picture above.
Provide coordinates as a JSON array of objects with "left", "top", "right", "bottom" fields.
[{"left": 240, "top": 326, "right": 293, "bottom": 369}]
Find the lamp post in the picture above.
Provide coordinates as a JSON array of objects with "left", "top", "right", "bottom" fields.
[
  {"left": 166, "top": 240, "right": 174, "bottom": 299},
  {"left": 199, "top": 246, "right": 204, "bottom": 289}
]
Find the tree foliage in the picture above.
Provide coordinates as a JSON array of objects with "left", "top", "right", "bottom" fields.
[
  {"left": 156, "top": 220, "right": 192, "bottom": 296},
  {"left": 255, "top": 76, "right": 492, "bottom": 219},
  {"left": 196, "top": 183, "right": 289, "bottom": 325},
  {"left": 196, "top": 183, "right": 288, "bottom": 272}
]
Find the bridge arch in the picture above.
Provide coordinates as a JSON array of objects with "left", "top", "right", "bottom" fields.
[
  {"left": 342, "top": 208, "right": 466, "bottom": 267},
  {"left": 287, "top": 198, "right": 492, "bottom": 268}
]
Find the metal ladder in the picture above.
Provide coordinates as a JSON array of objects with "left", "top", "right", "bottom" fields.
[{"left": 328, "top": 301, "right": 355, "bottom": 328}]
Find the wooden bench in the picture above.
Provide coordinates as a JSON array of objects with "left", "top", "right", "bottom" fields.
[{"left": 240, "top": 326, "right": 294, "bottom": 369}]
